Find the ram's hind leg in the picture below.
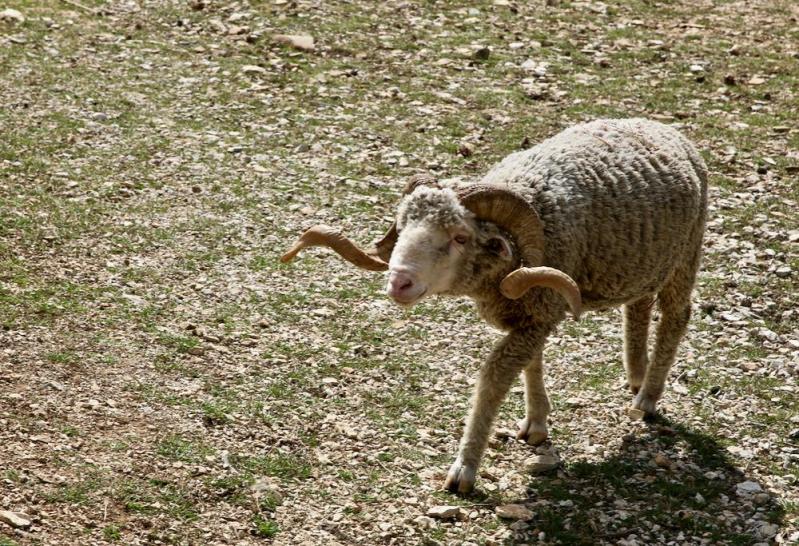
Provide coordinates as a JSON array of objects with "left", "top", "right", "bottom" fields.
[
  {"left": 623, "top": 295, "right": 654, "bottom": 395},
  {"left": 632, "top": 267, "right": 696, "bottom": 415},
  {"left": 517, "top": 345, "right": 549, "bottom": 445}
]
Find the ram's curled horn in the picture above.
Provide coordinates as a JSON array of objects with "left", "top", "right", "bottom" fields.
[
  {"left": 372, "top": 174, "right": 441, "bottom": 261},
  {"left": 280, "top": 225, "right": 388, "bottom": 271},
  {"left": 500, "top": 266, "right": 582, "bottom": 319},
  {"left": 457, "top": 184, "right": 545, "bottom": 266}
]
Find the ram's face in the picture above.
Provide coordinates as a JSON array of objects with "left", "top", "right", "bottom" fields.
[{"left": 387, "top": 219, "right": 474, "bottom": 305}]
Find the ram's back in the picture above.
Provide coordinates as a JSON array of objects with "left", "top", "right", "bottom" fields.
[{"left": 481, "top": 119, "right": 708, "bottom": 309}]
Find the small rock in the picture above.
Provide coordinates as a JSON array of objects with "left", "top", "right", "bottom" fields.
[
  {"left": 495, "top": 504, "right": 533, "bottom": 520},
  {"left": 458, "top": 142, "right": 475, "bottom": 157},
  {"left": 694, "top": 493, "right": 705, "bottom": 505},
  {"left": 473, "top": 47, "right": 491, "bottom": 61},
  {"left": 0, "top": 510, "right": 31, "bottom": 529},
  {"left": 654, "top": 453, "right": 671, "bottom": 469},
  {"left": 735, "top": 480, "right": 762, "bottom": 495},
  {"left": 774, "top": 266, "right": 792, "bottom": 278},
  {"left": 689, "top": 64, "right": 704, "bottom": 73},
  {"left": 789, "top": 428, "right": 799, "bottom": 440},
  {"left": 723, "top": 74, "right": 736, "bottom": 86},
  {"left": 756, "top": 522, "right": 779, "bottom": 539},
  {"left": 756, "top": 328, "right": 779, "bottom": 342},
  {"left": 753, "top": 493, "right": 770, "bottom": 505},
  {"left": 414, "top": 515, "right": 436, "bottom": 529},
  {"left": 0, "top": 8, "right": 25, "bottom": 23},
  {"left": 427, "top": 505, "right": 462, "bottom": 520},
  {"left": 241, "top": 65, "right": 266, "bottom": 75},
  {"left": 524, "top": 453, "right": 560, "bottom": 474},
  {"left": 187, "top": 346, "right": 205, "bottom": 356},
  {"left": 273, "top": 34, "right": 315, "bottom": 52},
  {"left": 748, "top": 76, "right": 766, "bottom": 85},
  {"left": 627, "top": 407, "right": 646, "bottom": 420}
]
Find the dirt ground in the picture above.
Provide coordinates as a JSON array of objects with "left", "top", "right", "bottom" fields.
[{"left": 0, "top": 1, "right": 797, "bottom": 545}]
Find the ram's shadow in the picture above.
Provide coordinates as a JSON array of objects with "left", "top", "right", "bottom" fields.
[{"left": 504, "top": 417, "right": 785, "bottom": 545}]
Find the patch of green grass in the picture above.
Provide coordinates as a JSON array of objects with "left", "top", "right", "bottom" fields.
[
  {"left": 201, "top": 401, "right": 232, "bottom": 426},
  {"left": 102, "top": 525, "right": 122, "bottom": 542},
  {"left": 252, "top": 515, "right": 279, "bottom": 538},
  {"left": 236, "top": 452, "right": 313, "bottom": 481},
  {"left": 156, "top": 435, "right": 213, "bottom": 463},
  {"left": 46, "top": 474, "right": 103, "bottom": 506}
]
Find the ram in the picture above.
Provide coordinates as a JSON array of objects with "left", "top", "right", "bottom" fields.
[{"left": 282, "top": 118, "right": 708, "bottom": 494}]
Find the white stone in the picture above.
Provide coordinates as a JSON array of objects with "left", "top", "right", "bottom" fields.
[
  {"left": 0, "top": 510, "right": 31, "bottom": 529},
  {"left": 735, "top": 480, "right": 762, "bottom": 495},
  {"left": 273, "top": 34, "right": 315, "bottom": 51},
  {"left": 525, "top": 453, "right": 560, "bottom": 474},
  {"left": 0, "top": 8, "right": 24, "bottom": 23},
  {"left": 426, "top": 505, "right": 462, "bottom": 520},
  {"left": 495, "top": 504, "right": 533, "bottom": 520}
]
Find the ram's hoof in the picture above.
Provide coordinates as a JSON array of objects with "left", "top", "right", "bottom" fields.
[
  {"left": 516, "top": 417, "right": 549, "bottom": 445},
  {"left": 631, "top": 390, "right": 658, "bottom": 415},
  {"left": 443, "top": 457, "right": 476, "bottom": 495}
]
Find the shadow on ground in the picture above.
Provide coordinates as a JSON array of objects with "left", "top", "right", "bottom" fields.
[{"left": 502, "top": 417, "right": 784, "bottom": 545}]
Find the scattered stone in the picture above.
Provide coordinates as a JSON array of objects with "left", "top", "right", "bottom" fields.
[
  {"left": 0, "top": 8, "right": 24, "bottom": 23},
  {"left": 735, "top": 480, "right": 762, "bottom": 495},
  {"left": 524, "top": 453, "right": 560, "bottom": 474},
  {"left": 273, "top": 34, "right": 315, "bottom": 52},
  {"left": 694, "top": 493, "right": 705, "bottom": 505},
  {"left": 753, "top": 493, "right": 770, "bottom": 505},
  {"left": 251, "top": 478, "right": 283, "bottom": 504},
  {"left": 774, "top": 266, "right": 792, "bottom": 278},
  {"left": 473, "top": 47, "right": 491, "bottom": 61},
  {"left": 241, "top": 65, "right": 267, "bottom": 75},
  {"left": 427, "top": 505, "right": 463, "bottom": 520},
  {"left": 689, "top": 64, "right": 704, "bottom": 72},
  {"left": 627, "top": 407, "right": 646, "bottom": 420},
  {"left": 496, "top": 504, "right": 533, "bottom": 520},
  {"left": 458, "top": 142, "right": 475, "bottom": 157},
  {"left": 748, "top": 76, "right": 766, "bottom": 85},
  {"left": 0, "top": 510, "right": 31, "bottom": 529},
  {"left": 654, "top": 453, "right": 671, "bottom": 469},
  {"left": 756, "top": 522, "right": 779, "bottom": 539},
  {"left": 756, "top": 328, "right": 779, "bottom": 342},
  {"left": 187, "top": 346, "right": 205, "bottom": 356}
]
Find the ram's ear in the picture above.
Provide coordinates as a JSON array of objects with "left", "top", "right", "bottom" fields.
[{"left": 486, "top": 235, "right": 512, "bottom": 258}]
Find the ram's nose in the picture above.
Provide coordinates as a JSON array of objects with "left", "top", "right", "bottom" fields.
[{"left": 387, "top": 270, "right": 423, "bottom": 304}]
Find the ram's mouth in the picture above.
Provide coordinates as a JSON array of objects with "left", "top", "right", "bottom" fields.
[{"left": 390, "top": 288, "right": 427, "bottom": 307}]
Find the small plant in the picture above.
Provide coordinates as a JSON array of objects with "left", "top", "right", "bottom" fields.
[
  {"left": 102, "top": 525, "right": 121, "bottom": 541},
  {"left": 252, "top": 515, "right": 279, "bottom": 538}
]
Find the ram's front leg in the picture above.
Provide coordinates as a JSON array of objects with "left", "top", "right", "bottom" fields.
[
  {"left": 517, "top": 346, "right": 549, "bottom": 445},
  {"left": 444, "top": 326, "right": 550, "bottom": 494}
]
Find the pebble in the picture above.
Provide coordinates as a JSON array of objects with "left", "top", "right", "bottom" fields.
[
  {"left": 473, "top": 47, "right": 491, "bottom": 61},
  {"left": 735, "top": 480, "right": 762, "bottom": 495},
  {"left": 654, "top": 453, "right": 671, "bottom": 469},
  {"left": 774, "top": 266, "right": 792, "bottom": 278},
  {"left": 627, "top": 407, "right": 646, "bottom": 420},
  {"left": 273, "top": 34, "right": 315, "bottom": 52},
  {"left": 426, "top": 505, "right": 462, "bottom": 520},
  {"left": 524, "top": 453, "right": 560, "bottom": 474},
  {"left": 495, "top": 504, "right": 533, "bottom": 520},
  {"left": 756, "top": 522, "right": 779, "bottom": 538},
  {"left": 0, "top": 510, "right": 31, "bottom": 529},
  {"left": 753, "top": 493, "right": 770, "bottom": 505},
  {"left": 241, "top": 65, "right": 267, "bottom": 75},
  {"left": 0, "top": 8, "right": 24, "bottom": 23}
]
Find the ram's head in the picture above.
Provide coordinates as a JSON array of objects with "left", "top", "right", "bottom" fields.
[{"left": 281, "top": 176, "right": 581, "bottom": 317}]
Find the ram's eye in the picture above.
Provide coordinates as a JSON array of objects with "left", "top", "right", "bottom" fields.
[{"left": 453, "top": 234, "right": 468, "bottom": 245}]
